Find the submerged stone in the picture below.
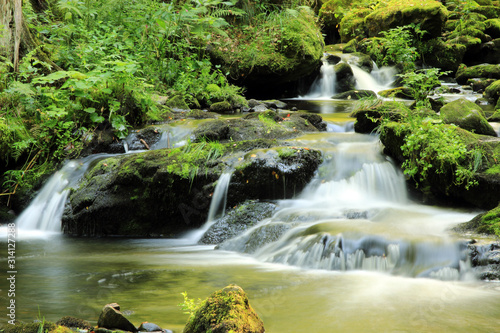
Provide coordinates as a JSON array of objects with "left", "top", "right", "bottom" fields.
[{"left": 183, "top": 285, "right": 265, "bottom": 333}]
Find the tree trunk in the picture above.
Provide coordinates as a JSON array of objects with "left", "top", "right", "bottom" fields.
[{"left": 0, "top": 0, "right": 22, "bottom": 71}]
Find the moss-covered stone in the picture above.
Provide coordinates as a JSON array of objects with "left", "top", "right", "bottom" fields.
[
  {"left": 183, "top": 285, "right": 264, "bottom": 333},
  {"left": 208, "top": 7, "right": 323, "bottom": 97},
  {"left": 1, "top": 322, "right": 66, "bottom": 333},
  {"left": 209, "top": 101, "right": 233, "bottom": 113},
  {"left": 440, "top": 98, "right": 497, "bottom": 136},
  {"left": 471, "top": 5, "right": 500, "bottom": 19},
  {"left": 485, "top": 79, "right": 500, "bottom": 104},
  {"left": 351, "top": 101, "right": 407, "bottom": 134},
  {"left": 344, "top": 52, "right": 373, "bottom": 72},
  {"left": 365, "top": 0, "right": 448, "bottom": 39},
  {"left": 456, "top": 64, "right": 500, "bottom": 84},
  {"left": 378, "top": 87, "right": 413, "bottom": 99},
  {"left": 458, "top": 203, "right": 500, "bottom": 236},
  {"left": 166, "top": 95, "right": 190, "bottom": 110},
  {"left": 56, "top": 317, "right": 93, "bottom": 330},
  {"left": 485, "top": 19, "right": 500, "bottom": 39}
]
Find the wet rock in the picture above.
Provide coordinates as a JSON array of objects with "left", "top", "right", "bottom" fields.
[
  {"left": 193, "top": 120, "right": 230, "bottom": 142},
  {"left": 456, "top": 64, "right": 500, "bottom": 85},
  {"left": 332, "top": 89, "right": 376, "bottom": 100},
  {"left": 56, "top": 316, "right": 93, "bottom": 330},
  {"left": 63, "top": 138, "right": 321, "bottom": 236},
  {"left": 97, "top": 303, "right": 137, "bottom": 332},
  {"left": 465, "top": 242, "right": 500, "bottom": 280},
  {"left": 262, "top": 100, "right": 284, "bottom": 110},
  {"left": 137, "top": 322, "right": 170, "bottom": 333},
  {"left": 81, "top": 129, "right": 126, "bottom": 156},
  {"left": 351, "top": 101, "right": 405, "bottom": 134},
  {"left": 484, "top": 79, "right": 500, "bottom": 105},
  {"left": 469, "top": 78, "right": 496, "bottom": 92},
  {"left": 299, "top": 113, "right": 327, "bottom": 131},
  {"left": 209, "top": 101, "right": 233, "bottom": 113},
  {"left": 440, "top": 98, "right": 497, "bottom": 136},
  {"left": 125, "top": 127, "right": 162, "bottom": 151},
  {"left": 334, "top": 62, "right": 356, "bottom": 93},
  {"left": 183, "top": 284, "right": 264, "bottom": 333},
  {"left": 199, "top": 200, "right": 277, "bottom": 245},
  {"left": 228, "top": 147, "right": 322, "bottom": 206},
  {"left": 325, "top": 53, "right": 341, "bottom": 65},
  {"left": 166, "top": 95, "right": 190, "bottom": 111}
]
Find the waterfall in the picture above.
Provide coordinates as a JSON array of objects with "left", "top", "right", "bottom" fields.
[
  {"left": 300, "top": 58, "right": 396, "bottom": 99},
  {"left": 183, "top": 171, "right": 233, "bottom": 243},
  {"left": 303, "top": 60, "right": 337, "bottom": 99},
  {"left": 351, "top": 64, "right": 396, "bottom": 93},
  {"left": 16, "top": 154, "right": 108, "bottom": 232}
]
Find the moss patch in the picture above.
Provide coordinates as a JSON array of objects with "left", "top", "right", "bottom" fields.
[{"left": 183, "top": 284, "right": 265, "bottom": 333}]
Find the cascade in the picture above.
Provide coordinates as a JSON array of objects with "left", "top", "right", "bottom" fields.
[
  {"left": 302, "top": 60, "right": 337, "bottom": 99},
  {"left": 216, "top": 136, "right": 475, "bottom": 280},
  {"left": 300, "top": 59, "right": 396, "bottom": 99},
  {"left": 183, "top": 171, "right": 233, "bottom": 243},
  {"left": 16, "top": 154, "right": 108, "bottom": 232}
]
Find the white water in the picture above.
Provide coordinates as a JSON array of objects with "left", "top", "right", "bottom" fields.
[
  {"left": 16, "top": 155, "right": 109, "bottom": 233},
  {"left": 301, "top": 58, "right": 396, "bottom": 99},
  {"left": 182, "top": 171, "right": 233, "bottom": 243},
  {"left": 304, "top": 61, "right": 337, "bottom": 98},
  {"left": 216, "top": 134, "right": 477, "bottom": 280}
]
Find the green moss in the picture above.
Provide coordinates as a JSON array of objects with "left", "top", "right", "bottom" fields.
[
  {"left": 477, "top": 205, "right": 500, "bottom": 236},
  {"left": 2, "top": 322, "right": 57, "bottom": 333},
  {"left": 485, "top": 79, "right": 500, "bottom": 103},
  {"left": 183, "top": 285, "right": 265, "bottom": 333},
  {"left": 277, "top": 147, "right": 298, "bottom": 159},
  {"left": 209, "top": 101, "right": 232, "bottom": 113},
  {"left": 166, "top": 95, "right": 190, "bottom": 110},
  {"left": 485, "top": 19, "right": 500, "bottom": 37},
  {"left": 456, "top": 64, "right": 500, "bottom": 84},
  {"left": 471, "top": 5, "right": 500, "bottom": 19},
  {"left": 209, "top": 7, "right": 323, "bottom": 84}
]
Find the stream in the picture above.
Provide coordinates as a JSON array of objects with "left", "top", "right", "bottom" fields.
[{"left": 2, "top": 61, "right": 500, "bottom": 332}]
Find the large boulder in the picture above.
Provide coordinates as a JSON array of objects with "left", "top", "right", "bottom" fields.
[
  {"left": 62, "top": 141, "right": 321, "bottom": 237},
  {"left": 183, "top": 285, "right": 265, "bottom": 333},
  {"left": 440, "top": 98, "right": 497, "bottom": 137},
  {"left": 208, "top": 7, "right": 323, "bottom": 97},
  {"left": 339, "top": 0, "right": 448, "bottom": 42},
  {"left": 97, "top": 303, "right": 137, "bottom": 332},
  {"left": 380, "top": 121, "right": 500, "bottom": 208}
]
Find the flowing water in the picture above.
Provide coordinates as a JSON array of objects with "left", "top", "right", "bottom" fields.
[{"left": 3, "top": 71, "right": 500, "bottom": 331}]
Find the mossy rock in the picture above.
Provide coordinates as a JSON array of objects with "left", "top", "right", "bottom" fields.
[
  {"left": 423, "top": 39, "right": 466, "bottom": 72},
  {"left": 209, "top": 101, "right": 233, "bottom": 113},
  {"left": 342, "top": 39, "right": 358, "bottom": 53},
  {"left": 485, "top": 79, "right": 500, "bottom": 104},
  {"left": 208, "top": 7, "right": 323, "bottom": 97},
  {"left": 183, "top": 284, "right": 265, "bottom": 333},
  {"left": 458, "top": 203, "right": 500, "bottom": 236},
  {"left": 471, "top": 5, "right": 500, "bottom": 19},
  {"left": 378, "top": 87, "right": 413, "bottom": 99},
  {"left": 489, "top": 109, "right": 500, "bottom": 121},
  {"left": 364, "top": 0, "right": 448, "bottom": 39},
  {"left": 2, "top": 322, "right": 70, "bottom": 333},
  {"left": 193, "top": 120, "right": 230, "bottom": 142},
  {"left": 56, "top": 316, "right": 93, "bottom": 330},
  {"left": 166, "top": 95, "right": 190, "bottom": 110},
  {"left": 332, "top": 89, "right": 376, "bottom": 100},
  {"left": 351, "top": 101, "right": 407, "bottom": 133},
  {"left": 339, "top": 8, "right": 371, "bottom": 42},
  {"left": 440, "top": 98, "right": 497, "bottom": 136},
  {"left": 485, "top": 19, "right": 500, "bottom": 39},
  {"left": 470, "top": 78, "right": 497, "bottom": 92},
  {"left": 334, "top": 62, "right": 356, "bottom": 92},
  {"left": 456, "top": 64, "right": 500, "bottom": 84}
]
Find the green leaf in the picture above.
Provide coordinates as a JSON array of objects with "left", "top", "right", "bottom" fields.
[{"left": 90, "top": 113, "right": 105, "bottom": 123}]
